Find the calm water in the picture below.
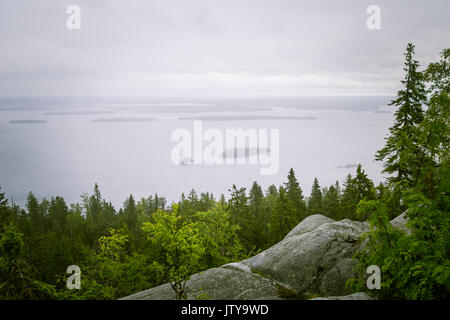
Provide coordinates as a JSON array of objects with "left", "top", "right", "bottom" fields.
[{"left": 0, "top": 96, "right": 394, "bottom": 208}]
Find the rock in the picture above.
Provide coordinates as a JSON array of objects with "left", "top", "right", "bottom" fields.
[
  {"left": 390, "top": 212, "right": 411, "bottom": 235},
  {"left": 309, "top": 292, "right": 373, "bottom": 300},
  {"left": 243, "top": 218, "right": 369, "bottom": 298},
  {"left": 121, "top": 215, "right": 371, "bottom": 300},
  {"left": 283, "top": 214, "right": 334, "bottom": 239},
  {"left": 120, "top": 265, "right": 283, "bottom": 300}
]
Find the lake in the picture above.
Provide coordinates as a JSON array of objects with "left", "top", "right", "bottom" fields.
[{"left": 0, "top": 96, "right": 394, "bottom": 209}]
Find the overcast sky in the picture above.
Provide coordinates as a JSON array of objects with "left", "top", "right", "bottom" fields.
[{"left": 0, "top": 0, "right": 449, "bottom": 98}]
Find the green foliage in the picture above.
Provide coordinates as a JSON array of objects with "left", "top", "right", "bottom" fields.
[
  {"left": 285, "top": 168, "right": 307, "bottom": 221},
  {"left": 195, "top": 205, "right": 246, "bottom": 268},
  {"left": 376, "top": 43, "right": 427, "bottom": 184},
  {"left": 351, "top": 188, "right": 449, "bottom": 299},
  {"left": 0, "top": 46, "right": 447, "bottom": 299},
  {"left": 0, "top": 224, "right": 24, "bottom": 258},
  {"left": 247, "top": 181, "right": 269, "bottom": 250},
  {"left": 0, "top": 224, "right": 59, "bottom": 299},
  {"left": 265, "top": 169, "right": 308, "bottom": 246},
  {"left": 308, "top": 178, "right": 322, "bottom": 215},
  {"left": 142, "top": 205, "right": 205, "bottom": 299},
  {"left": 341, "top": 165, "right": 376, "bottom": 220},
  {"left": 98, "top": 228, "right": 130, "bottom": 262},
  {"left": 268, "top": 186, "right": 298, "bottom": 244},
  {"left": 322, "top": 182, "right": 341, "bottom": 220},
  {"left": 0, "top": 187, "right": 11, "bottom": 227},
  {"left": 349, "top": 44, "right": 450, "bottom": 300}
]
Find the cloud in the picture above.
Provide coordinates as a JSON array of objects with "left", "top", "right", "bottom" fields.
[{"left": 0, "top": 0, "right": 448, "bottom": 97}]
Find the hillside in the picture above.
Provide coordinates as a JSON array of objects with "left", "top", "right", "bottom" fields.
[{"left": 121, "top": 214, "right": 407, "bottom": 300}]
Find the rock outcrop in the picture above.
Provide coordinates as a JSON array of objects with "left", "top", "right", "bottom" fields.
[
  {"left": 121, "top": 215, "right": 372, "bottom": 300},
  {"left": 390, "top": 212, "right": 411, "bottom": 235},
  {"left": 310, "top": 292, "right": 373, "bottom": 300}
]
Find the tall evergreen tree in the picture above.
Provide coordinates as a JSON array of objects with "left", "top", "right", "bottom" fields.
[
  {"left": 308, "top": 178, "right": 322, "bottom": 215},
  {"left": 0, "top": 187, "right": 10, "bottom": 228},
  {"left": 199, "top": 192, "right": 215, "bottom": 212},
  {"left": 218, "top": 194, "right": 227, "bottom": 207},
  {"left": 376, "top": 43, "right": 427, "bottom": 184},
  {"left": 341, "top": 174, "right": 358, "bottom": 220},
  {"left": 123, "top": 194, "right": 138, "bottom": 237},
  {"left": 248, "top": 181, "right": 268, "bottom": 250},
  {"left": 322, "top": 182, "right": 341, "bottom": 220},
  {"left": 284, "top": 168, "right": 307, "bottom": 221},
  {"left": 412, "top": 48, "right": 450, "bottom": 194},
  {"left": 268, "top": 186, "right": 297, "bottom": 244},
  {"left": 48, "top": 196, "right": 68, "bottom": 234},
  {"left": 228, "top": 185, "right": 252, "bottom": 251},
  {"left": 26, "top": 192, "right": 45, "bottom": 234},
  {"left": 354, "top": 165, "right": 376, "bottom": 201},
  {"left": 340, "top": 165, "right": 375, "bottom": 220}
]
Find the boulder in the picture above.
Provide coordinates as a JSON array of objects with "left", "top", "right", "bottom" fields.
[
  {"left": 309, "top": 292, "right": 373, "bottom": 300},
  {"left": 121, "top": 215, "right": 370, "bottom": 300},
  {"left": 390, "top": 212, "right": 411, "bottom": 235},
  {"left": 242, "top": 217, "right": 369, "bottom": 298},
  {"left": 283, "top": 214, "right": 334, "bottom": 239},
  {"left": 121, "top": 265, "right": 282, "bottom": 300}
]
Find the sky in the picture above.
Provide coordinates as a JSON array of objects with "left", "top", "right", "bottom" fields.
[{"left": 0, "top": 0, "right": 449, "bottom": 98}]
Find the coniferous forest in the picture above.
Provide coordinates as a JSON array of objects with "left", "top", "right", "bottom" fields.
[{"left": 0, "top": 44, "right": 448, "bottom": 300}]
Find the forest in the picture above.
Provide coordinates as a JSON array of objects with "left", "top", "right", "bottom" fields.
[{"left": 0, "top": 43, "right": 448, "bottom": 300}]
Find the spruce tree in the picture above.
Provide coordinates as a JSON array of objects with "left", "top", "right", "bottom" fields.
[
  {"left": 376, "top": 43, "right": 427, "bottom": 184},
  {"left": 123, "top": 194, "right": 138, "bottom": 237},
  {"left": 284, "top": 168, "right": 307, "bottom": 221},
  {"left": 340, "top": 165, "right": 375, "bottom": 220},
  {"left": 412, "top": 48, "right": 450, "bottom": 193},
  {"left": 308, "top": 178, "right": 323, "bottom": 215},
  {"left": 354, "top": 164, "right": 376, "bottom": 201},
  {"left": 249, "top": 181, "right": 268, "bottom": 250},
  {"left": 228, "top": 185, "right": 252, "bottom": 252},
  {"left": 322, "top": 182, "right": 341, "bottom": 220},
  {"left": 341, "top": 174, "right": 358, "bottom": 220},
  {"left": 0, "top": 187, "right": 10, "bottom": 228},
  {"left": 26, "top": 192, "right": 45, "bottom": 234},
  {"left": 268, "top": 186, "right": 297, "bottom": 244},
  {"left": 48, "top": 196, "right": 69, "bottom": 234}
]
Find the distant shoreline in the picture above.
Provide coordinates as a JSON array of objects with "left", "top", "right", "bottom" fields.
[
  {"left": 179, "top": 115, "right": 317, "bottom": 121},
  {"left": 9, "top": 120, "right": 48, "bottom": 124},
  {"left": 91, "top": 117, "right": 157, "bottom": 123}
]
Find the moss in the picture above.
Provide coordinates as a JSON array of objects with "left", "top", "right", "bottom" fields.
[
  {"left": 250, "top": 268, "right": 267, "bottom": 279},
  {"left": 195, "top": 292, "right": 211, "bottom": 300},
  {"left": 304, "top": 293, "right": 321, "bottom": 299},
  {"left": 276, "top": 283, "right": 299, "bottom": 299}
]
